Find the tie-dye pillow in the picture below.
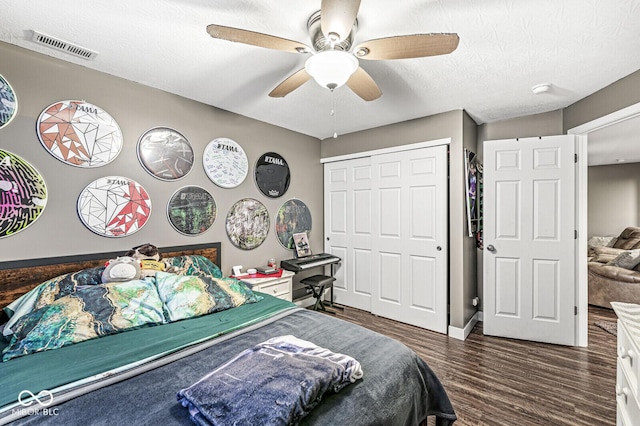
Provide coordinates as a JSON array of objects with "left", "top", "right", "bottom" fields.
[
  {"left": 2, "top": 267, "right": 105, "bottom": 339},
  {"left": 2, "top": 279, "right": 165, "bottom": 362},
  {"left": 164, "top": 255, "right": 223, "bottom": 280},
  {"left": 155, "top": 271, "right": 262, "bottom": 322}
]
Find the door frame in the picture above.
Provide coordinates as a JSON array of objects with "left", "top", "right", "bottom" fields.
[{"left": 568, "top": 101, "right": 640, "bottom": 347}]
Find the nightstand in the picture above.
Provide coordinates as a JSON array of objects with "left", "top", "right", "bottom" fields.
[
  {"left": 611, "top": 302, "right": 640, "bottom": 425},
  {"left": 240, "top": 270, "right": 294, "bottom": 302}
]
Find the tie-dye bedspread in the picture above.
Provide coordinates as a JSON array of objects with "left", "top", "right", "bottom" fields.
[{"left": 2, "top": 255, "right": 262, "bottom": 362}]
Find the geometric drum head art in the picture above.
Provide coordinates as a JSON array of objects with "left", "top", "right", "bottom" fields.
[
  {"left": 0, "top": 74, "right": 18, "bottom": 129},
  {"left": 37, "top": 100, "right": 123, "bottom": 168},
  {"left": 225, "top": 198, "right": 269, "bottom": 250},
  {"left": 137, "top": 127, "right": 194, "bottom": 181},
  {"left": 255, "top": 152, "right": 290, "bottom": 198},
  {"left": 167, "top": 186, "right": 216, "bottom": 236},
  {"left": 203, "top": 137, "right": 248, "bottom": 189},
  {"left": 0, "top": 150, "right": 47, "bottom": 238},
  {"left": 275, "top": 199, "right": 312, "bottom": 249},
  {"left": 77, "top": 176, "right": 151, "bottom": 237}
]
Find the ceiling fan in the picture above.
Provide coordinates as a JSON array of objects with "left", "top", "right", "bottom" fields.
[{"left": 206, "top": 0, "right": 459, "bottom": 101}]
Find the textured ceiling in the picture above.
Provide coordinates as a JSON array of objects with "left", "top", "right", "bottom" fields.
[{"left": 1, "top": 0, "right": 640, "bottom": 141}]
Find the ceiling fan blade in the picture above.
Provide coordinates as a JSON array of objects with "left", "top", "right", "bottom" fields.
[
  {"left": 346, "top": 67, "right": 382, "bottom": 101},
  {"left": 354, "top": 33, "right": 459, "bottom": 60},
  {"left": 206, "top": 24, "right": 312, "bottom": 53},
  {"left": 269, "top": 68, "right": 312, "bottom": 98},
  {"left": 321, "top": 0, "right": 361, "bottom": 42}
]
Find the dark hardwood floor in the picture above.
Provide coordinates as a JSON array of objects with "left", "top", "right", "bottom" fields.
[{"left": 318, "top": 304, "right": 618, "bottom": 426}]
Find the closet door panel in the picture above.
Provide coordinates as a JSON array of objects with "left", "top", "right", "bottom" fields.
[
  {"left": 371, "top": 145, "right": 448, "bottom": 333},
  {"left": 325, "top": 158, "right": 372, "bottom": 311}
]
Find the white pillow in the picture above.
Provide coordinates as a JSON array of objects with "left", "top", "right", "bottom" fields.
[
  {"left": 607, "top": 249, "right": 640, "bottom": 269},
  {"left": 588, "top": 235, "right": 617, "bottom": 250}
]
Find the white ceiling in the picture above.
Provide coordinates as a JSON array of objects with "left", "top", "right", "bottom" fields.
[{"left": 1, "top": 0, "right": 640, "bottom": 142}]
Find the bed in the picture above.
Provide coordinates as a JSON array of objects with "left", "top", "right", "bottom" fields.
[{"left": 0, "top": 243, "right": 456, "bottom": 425}]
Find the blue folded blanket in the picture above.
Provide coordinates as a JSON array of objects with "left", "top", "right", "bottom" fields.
[{"left": 177, "top": 335, "right": 363, "bottom": 425}]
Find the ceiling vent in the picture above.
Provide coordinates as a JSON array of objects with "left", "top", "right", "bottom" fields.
[{"left": 31, "top": 30, "right": 98, "bottom": 60}]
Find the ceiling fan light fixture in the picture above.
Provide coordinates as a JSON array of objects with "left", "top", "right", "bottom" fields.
[{"left": 305, "top": 50, "right": 359, "bottom": 90}]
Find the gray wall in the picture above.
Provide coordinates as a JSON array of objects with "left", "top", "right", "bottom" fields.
[
  {"left": 321, "top": 110, "right": 479, "bottom": 331},
  {"left": 0, "top": 42, "right": 322, "bottom": 278},
  {"left": 477, "top": 109, "right": 563, "bottom": 144},
  {"left": 588, "top": 163, "right": 640, "bottom": 237},
  {"left": 564, "top": 70, "right": 640, "bottom": 132}
]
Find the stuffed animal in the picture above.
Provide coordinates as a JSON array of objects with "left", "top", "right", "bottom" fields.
[
  {"left": 126, "top": 243, "right": 165, "bottom": 278},
  {"left": 102, "top": 256, "right": 142, "bottom": 283}
]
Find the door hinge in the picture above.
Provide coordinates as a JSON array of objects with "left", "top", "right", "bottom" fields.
[
  {"left": 574, "top": 230, "right": 578, "bottom": 239},
  {"left": 574, "top": 153, "right": 578, "bottom": 163},
  {"left": 575, "top": 306, "right": 578, "bottom": 315}
]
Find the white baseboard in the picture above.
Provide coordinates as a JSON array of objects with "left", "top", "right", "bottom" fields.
[{"left": 448, "top": 311, "right": 480, "bottom": 341}]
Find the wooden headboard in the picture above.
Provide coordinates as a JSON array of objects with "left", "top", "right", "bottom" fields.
[{"left": 0, "top": 242, "right": 221, "bottom": 322}]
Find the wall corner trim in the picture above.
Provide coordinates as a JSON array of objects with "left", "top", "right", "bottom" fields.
[{"left": 448, "top": 311, "right": 480, "bottom": 341}]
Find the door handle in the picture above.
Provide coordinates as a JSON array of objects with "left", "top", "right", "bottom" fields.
[{"left": 486, "top": 244, "right": 496, "bottom": 253}]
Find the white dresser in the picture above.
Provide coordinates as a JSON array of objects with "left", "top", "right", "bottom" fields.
[
  {"left": 611, "top": 302, "right": 640, "bottom": 426},
  {"left": 239, "top": 270, "right": 294, "bottom": 302}
]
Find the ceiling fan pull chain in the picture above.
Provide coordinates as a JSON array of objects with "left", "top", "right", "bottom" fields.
[{"left": 331, "top": 89, "right": 338, "bottom": 138}]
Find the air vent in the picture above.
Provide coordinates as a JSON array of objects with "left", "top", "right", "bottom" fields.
[{"left": 31, "top": 30, "right": 98, "bottom": 60}]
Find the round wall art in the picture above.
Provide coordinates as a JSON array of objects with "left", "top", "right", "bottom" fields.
[
  {"left": 37, "top": 100, "right": 123, "bottom": 168},
  {"left": 255, "top": 152, "right": 290, "bottom": 198},
  {"left": 275, "top": 199, "right": 312, "bottom": 249},
  {"left": 225, "top": 198, "right": 269, "bottom": 250},
  {"left": 137, "top": 127, "right": 194, "bottom": 181},
  {"left": 0, "top": 74, "right": 17, "bottom": 129},
  {"left": 77, "top": 176, "right": 151, "bottom": 237},
  {"left": 0, "top": 150, "right": 47, "bottom": 238},
  {"left": 167, "top": 186, "right": 216, "bottom": 236},
  {"left": 203, "top": 137, "right": 248, "bottom": 189}
]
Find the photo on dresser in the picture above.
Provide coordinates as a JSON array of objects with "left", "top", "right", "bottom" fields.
[{"left": 293, "top": 232, "right": 311, "bottom": 258}]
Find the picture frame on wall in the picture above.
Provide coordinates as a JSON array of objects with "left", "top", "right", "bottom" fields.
[
  {"left": 275, "top": 198, "right": 312, "bottom": 249},
  {"left": 0, "top": 150, "right": 47, "bottom": 238},
  {"left": 137, "top": 127, "right": 194, "bottom": 181},
  {"left": 254, "top": 152, "right": 290, "bottom": 198},
  {"left": 37, "top": 100, "right": 123, "bottom": 168},
  {"left": 203, "top": 137, "right": 248, "bottom": 189},
  {"left": 0, "top": 74, "right": 17, "bottom": 129},
  {"left": 166, "top": 186, "right": 216, "bottom": 236}
]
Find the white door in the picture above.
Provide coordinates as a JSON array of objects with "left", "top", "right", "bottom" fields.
[
  {"left": 370, "top": 145, "right": 449, "bottom": 333},
  {"left": 483, "top": 135, "right": 576, "bottom": 345},
  {"left": 324, "top": 157, "right": 373, "bottom": 311}
]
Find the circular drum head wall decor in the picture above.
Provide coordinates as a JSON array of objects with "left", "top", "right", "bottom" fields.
[
  {"left": 0, "top": 74, "right": 17, "bottom": 129},
  {"left": 203, "top": 137, "right": 248, "bottom": 189},
  {"left": 37, "top": 100, "right": 123, "bottom": 168},
  {"left": 167, "top": 186, "right": 216, "bottom": 236},
  {"left": 225, "top": 198, "right": 269, "bottom": 250},
  {"left": 77, "top": 176, "right": 151, "bottom": 237},
  {"left": 137, "top": 127, "right": 194, "bottom": 181},
  {"left": 255, "top": 152, "right": 290, "bottom": 198},
  {"left": 275, "top": 199, "right": 312, "bottom": 249},
  {"left": 0, "top": 150, "right": 47, "bottom": 238}
]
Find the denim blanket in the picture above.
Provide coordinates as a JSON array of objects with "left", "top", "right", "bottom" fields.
[{"left": 176, "top": 335, "right": 363, "bottom": 425}]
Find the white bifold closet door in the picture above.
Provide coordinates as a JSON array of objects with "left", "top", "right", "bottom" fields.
[{"left": 324, "top": 144, "right": 448, "bottom": 333}]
